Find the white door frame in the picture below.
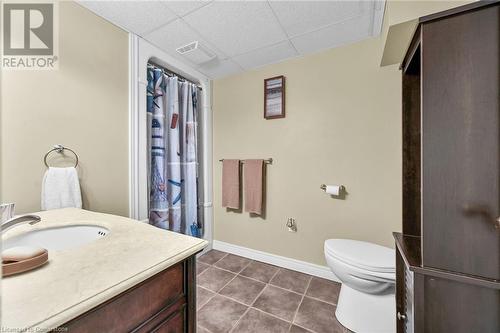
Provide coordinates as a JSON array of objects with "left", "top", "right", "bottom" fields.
[{"left": 128, "top": 34, "right": 213, "bottom": 247}]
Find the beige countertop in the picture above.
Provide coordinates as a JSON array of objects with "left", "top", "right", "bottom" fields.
[{"left": 2, "top": 208, "right": 208, "bottom": 331}]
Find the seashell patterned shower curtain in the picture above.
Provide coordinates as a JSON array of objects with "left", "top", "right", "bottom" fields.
[{"left": 146, "top": 65, "right": 201, "bottom": 236}]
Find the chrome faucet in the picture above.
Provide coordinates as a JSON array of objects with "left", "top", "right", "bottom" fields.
[
  {"left": 1, "top": 203, "right": 41, "bottom": 234},
  {"left": 2, "top": 215, "right": 41, "bottom": 234}
]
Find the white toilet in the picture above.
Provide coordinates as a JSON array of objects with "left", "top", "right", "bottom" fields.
[{"left": 324, "top": 239, "right": 396, "bottom": 333}]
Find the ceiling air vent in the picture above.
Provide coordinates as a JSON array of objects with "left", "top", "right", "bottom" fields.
[{"left": 176, "top": 41, "right": 216, "bottom": 65}]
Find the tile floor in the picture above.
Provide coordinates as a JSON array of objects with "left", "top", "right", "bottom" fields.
[{"left": 196, "top": 250, "right": 352, "bottom": 333}]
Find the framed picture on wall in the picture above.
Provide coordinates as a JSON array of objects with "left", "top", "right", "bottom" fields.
[{"left": 264, "top": 75, "right": 285, "bottom": 119}]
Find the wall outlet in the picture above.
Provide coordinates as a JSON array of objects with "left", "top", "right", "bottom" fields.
[{"left": 286, "top": 218, "right": 297, "bottom": 232}]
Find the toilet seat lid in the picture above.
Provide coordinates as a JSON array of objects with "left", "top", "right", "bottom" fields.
[{"left": 325, "top": 239, "right": 395, "bottom": 273}]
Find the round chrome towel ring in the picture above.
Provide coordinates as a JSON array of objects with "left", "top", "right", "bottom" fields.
[{"left": 44, "top": 144, "right": 79, "bottom": 168}]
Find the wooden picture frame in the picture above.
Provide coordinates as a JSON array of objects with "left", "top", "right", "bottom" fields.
[{"left": 264, "top": 75, "right": 285, "bottom": 119}]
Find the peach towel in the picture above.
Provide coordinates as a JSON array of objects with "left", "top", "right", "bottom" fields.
[
  {"left": 222, "top": 159, "right": 240, "bottom": 209},
  {"left": 244, "top": 159, "right": 264, "bottom": 215}
]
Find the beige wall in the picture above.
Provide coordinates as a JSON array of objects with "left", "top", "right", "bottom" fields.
[
  {"left": 0, "top": 1, "right": 129, "bottom": 216},
  {"left": 212, "top": 1, "right": 471, "bottom": 266}
]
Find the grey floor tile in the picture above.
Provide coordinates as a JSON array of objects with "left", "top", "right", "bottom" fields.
[
  {"left": 197, "top": 325, "right": 211, "bottom": 333},
  {"left": 239, "top": 261, "right": 279, "bottom": 283},
  {"left": 305, "top": 277, "right": 341, "bottom": 304},
  {"left": 197, "top": 295, "right": 248, "bottom": 333},
  {"left": 294, "top": 297, "right": 346, "bottom": 333},
  {"left": 214, "top": 254, "right": 252, "bottom": 273},
  {"left": 198, "top": 250, "right": 227, "bottom": 265},
  {"left": 290, "top": 325, "right": 314, "bottom": 333},
  {"left": 196, "top": 256, "right": 350, "bottom": 333},
  {"left": 232, "top": 308, "right": 290, "bottom": 333},
  {"left": 252, "top": 285, "right": 302, "bottom": 321},
  {"left": 197, "top": 286, "right": 216, "bottom": 310},
  {"left": 198, "top": 267, "right": 236, "bottom": 292},
  {"left": 270, "top": 269, "right": 312, "bottom": 294},
  {"left": 197, "top": 262, "right": 210, "bottom": 276},
  {"left": 219, "top": 275, "right": 266, "bottom": 305}
]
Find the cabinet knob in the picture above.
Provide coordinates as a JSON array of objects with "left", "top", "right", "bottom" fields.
[
  {"left": 496, "top": 217, "right": 500, "bottom": 229},
  {"left": 397, "top": 312, "right": 407, "bottom": 321}
]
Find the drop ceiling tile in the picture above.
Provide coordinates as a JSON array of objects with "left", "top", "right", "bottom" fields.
[
  {"left": 197, "top": 58, "right": 242, "bottom": 79},
  {"left": 162, "top": 0, "right": 211, "bottom": 17},
  {"left": 269, "top": 0, "right": 366, "bottom": 37},
  {"left": 232, "top": 41, "right": 298, "bottom": 70},
  {"left": 79, "top": 1, "right": 177, "bottom": 35},
  {"left": 145, "top": 18, "right": 225, "bottom": 64},
  {"left": 291, "top": 14, "right": 373, "bottom": 55},
  {"left": 183, "top": 1, "right": 287, "bottom": 57}
]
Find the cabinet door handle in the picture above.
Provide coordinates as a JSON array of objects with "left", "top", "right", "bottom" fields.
[
  {"left": 462, "top": 204, "right": 500, "bottom": 229},
  {"left": 397, "top": 312, "right": 407, "bottom": 321}
]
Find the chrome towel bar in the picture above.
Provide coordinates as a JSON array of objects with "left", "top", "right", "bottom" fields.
[{"left": 219, "top": 158, "right": 273, "bottom": 164}]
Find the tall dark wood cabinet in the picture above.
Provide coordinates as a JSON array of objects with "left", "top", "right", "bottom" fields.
[{"left": 395, "top": 2, "right": 500, "bottom": 332}]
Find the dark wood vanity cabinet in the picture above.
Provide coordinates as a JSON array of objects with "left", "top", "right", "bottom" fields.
[
  {"left": 395, "top": 234, "right": 500, "bottom": 333},
  {"left": 396, "top": 2, "right": 500, "bottom": 332},
  {"left": 60, "top": 255, "right": 198, "bottom": 333}
]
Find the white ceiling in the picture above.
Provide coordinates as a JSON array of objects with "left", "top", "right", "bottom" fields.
[{"left": 79, "top": 1, "right": 386, "bottom": 79}]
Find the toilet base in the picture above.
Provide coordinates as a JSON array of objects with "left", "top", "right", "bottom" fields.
[{"left": 335, "top": 284, "right": 395, "bottom": 333}]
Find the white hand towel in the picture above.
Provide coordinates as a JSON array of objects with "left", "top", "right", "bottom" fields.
[{"left": 41, "top": 167, "right": 82, "bottom": 210}]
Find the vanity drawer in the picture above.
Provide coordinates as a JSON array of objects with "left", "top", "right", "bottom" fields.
[
  {"left": 63, "top": 262, "right": 185, "bottom": 332},
  {"left": 153, "top": 308, "right": 185, "bottom": 333},
  {"left": 134, "top": 300, "right": 186, "bottom": 333},
  {"left": 139, "top": 304, "right": 188, "bottom": 333}
]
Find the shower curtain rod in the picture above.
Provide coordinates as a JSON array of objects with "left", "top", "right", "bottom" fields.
[{"left": 148, "top": 62, "right": 203, "bottom": 90}]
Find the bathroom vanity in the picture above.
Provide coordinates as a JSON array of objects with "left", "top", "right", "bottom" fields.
[
  {"left": 2, "top": 208, "right": 207, "bottom": 332},
  {"left": 396, "top": 2, "right": 500, "bottom": 332},
  {"left": 63, "top": 258, "right": 195, "bottom": 332}
]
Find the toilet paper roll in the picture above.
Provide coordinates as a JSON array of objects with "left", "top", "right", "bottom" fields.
[{"left": 325, "top": 185, "right": 342, "bottom": 196}]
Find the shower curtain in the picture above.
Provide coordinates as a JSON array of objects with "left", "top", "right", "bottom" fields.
[{"left": 147, "top": 65, "right": 201, "bottom": 236}]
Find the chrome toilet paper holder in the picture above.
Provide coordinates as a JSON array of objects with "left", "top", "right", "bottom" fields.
[{"left": 320, "top": 184, "right": 346, "bottom": 192}]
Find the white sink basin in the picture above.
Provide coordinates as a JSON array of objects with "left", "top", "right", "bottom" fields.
[{"left": 3, "top": 225, "right": 109, "bottom": 251}]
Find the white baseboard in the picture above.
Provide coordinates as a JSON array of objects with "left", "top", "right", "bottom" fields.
[{"left": 212, "top": 240, "right": 340, "bottom": 283}]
